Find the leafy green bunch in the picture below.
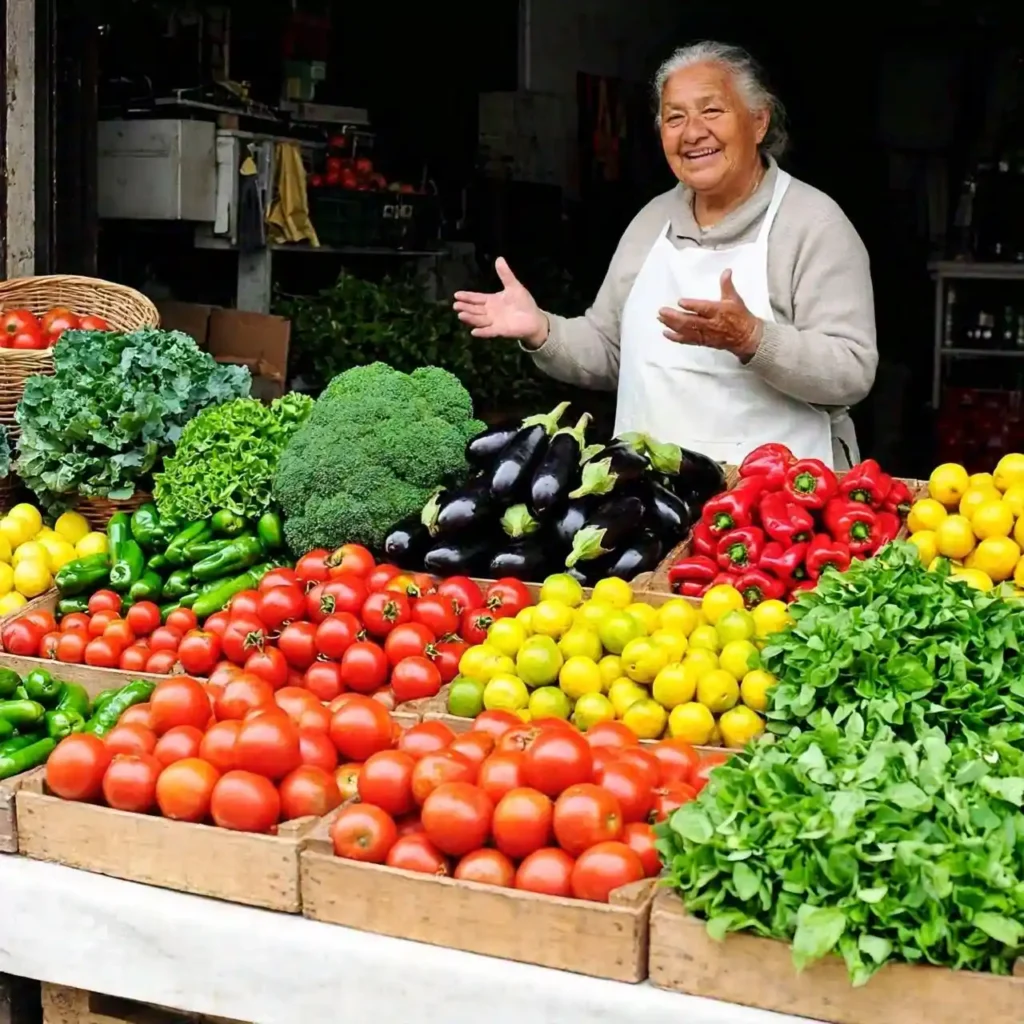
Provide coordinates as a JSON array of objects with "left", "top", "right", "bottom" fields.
[
  {"left": 153, "top": 392, "right": 314, "bottom": 522},
  {"left": 16, "top": 329, "right": 251, "bottom": 513}
]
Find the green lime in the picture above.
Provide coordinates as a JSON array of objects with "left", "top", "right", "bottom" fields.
[
  {"left": 483, "top": 673, "right": 530, "bottom": 712},
  {"left": 528, "top": 685, "right": 571, "bottom": 720},
  {"left": 597, "top": 610, "right": 643, "bottom": 655},
  {"left": 447, "top": 675, "right": 485, "bottom": 718},
  {"left": 516, "top": 635, "right": 563, "bottom": 687},
  {"left": 558, "top": 626, "right": 603, "bottom": 662},
  {"left": 572, "top": 692, "right": 615, "bottom": 731},
  {"left": 540, "top": 573, "right": 584, "bottom": 608},
  {"left": 716, "top": 609, "right": 756, "bottom": 645}
]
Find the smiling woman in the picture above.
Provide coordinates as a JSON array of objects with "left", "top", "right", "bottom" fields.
[{"left": 453, "top": 41, "right": 878, "bottom": 470}]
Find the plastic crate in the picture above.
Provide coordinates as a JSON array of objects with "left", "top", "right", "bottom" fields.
[{"left": 311, "top": 190, "right": 439, "bottom": 249}]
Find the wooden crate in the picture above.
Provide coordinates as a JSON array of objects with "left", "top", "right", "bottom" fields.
[
  {"left": 42, "top": 984, "right": 243, "bottom": 1024},
  {"left": 648, "top": 890, "right": 1024, "bottom": 1024},
  {"left": 300, "top": 808, "right": 655, "bottom": 982}
]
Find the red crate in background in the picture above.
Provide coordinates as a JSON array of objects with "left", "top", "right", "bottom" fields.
[{"left": 938, "top": 388, "right": 1024, "bottom": 470}]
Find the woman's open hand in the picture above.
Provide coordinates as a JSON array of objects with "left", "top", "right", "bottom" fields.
[
  {"left": 658, "top": 269, "right": 763, "bottom": 360},
  {"left": 454, "top": 258, "right": 549, "bottom": 348}
]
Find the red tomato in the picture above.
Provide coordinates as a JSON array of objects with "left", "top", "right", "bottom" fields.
[
  {"left": 622, "top": 822, "right": 661, "bottom": 877},
  {"left": 397, "top": 721, "right": 455, "bottom": 761},
  {"left": 0, "top": 308, "right": 37, "bottom": 337},
  {"left": 335, "top": 762, "right": 361, "bottom": 799},
  {"left": 78, "top": 314, "right": 110, "bottom": 331},
  {"left": 435, "top": 576, "right": 483, "bottom": 615},
  {"left": 203, "top": 611, "right": 231, "bottom": 638},
  {"left": 410, "top": 750, "right": 475, "bottom": 805},
  {"left": 278, "top": 621, "right": 318, "bottom": 670},
  {"left": 650, "top": 739, "right": 701, "bottom": 785},
  {"left": 361, "top": 591, "right": 411, "bottom": 638},
  {"left": 589, "top": 746, "right": 618, "bottom": 781},
  {"left": 235, "top": 712, "right": 301, "bottom": 780},
  {"left": 314, "top": 613, "right": 360, "bottom": 660},
  {"left": 60, "top": 612, "right": 91, "bottom": 637},
  {"left": 329, "top": 695, "right": 394, "bottom": 762},
  {"left": 585, "top": 721, "right": 640, "bottom": 751},
  {"left": 383, "top": 622, "right": 434, "bottom": 665},
  {"left": 46, "top": 733, "right": 111, "bottom": 801},
  {"left": 303, "top": 661, "right": 343, "bottom": 702},
  {"left": 553, "top": 783, "right": 624, "bottom": 856},
  {"left": 365, "top": 564, "right": 401, "bottom": 593},
  {"left": 150, "top": 676, "right": 212, "bottom": 734},
  {"left": 390, "top": 656, "right": 442, "bottom": 703},
  {"left": 395, "top": 814, "right": 424, "bottom": 837},
  {"left": 331, "top": 804, "right": 397, "bottom": 863},
  {"left": 11, "top": 326, "right": 45, "bottom": 350},
  {"left": 358, "top": 749, "right": 416, "bottom": 816},
  {"left": 24, "top": 610, "right": 58, "bottom": 634},
  {"left": 339, "top": 640, "right": 388, "bottom": 695},
  {"left": 38, "top": 631, "right": 60, "bottom": 660},
  {"left": 454, "top": 849, "right": 515, "bottom": 887},
  {"left": 471, "top": 710, "right": 521, "bottom": 740},
  {"left": 228, "top": 590, "right": 263, "bottom": 620},
  {"left": 155, "top": 758, "right": 220, "bottom": 822},
  {"left": 273, "top": 685, "right": 319, "bottom": 723},
  {"left": 279, "top": 764, "right": 342, "bottom": 821},
  {"left": 374, "top": 690, "right": 398, "bottom": 712},
  {"left": 1, "top": 618, "right": 43, "bottom": 655},
  {"left": 149, "top": 626, "right": 183, "bottom": 653},
  {"left": 208, "top": 662, "right": 241, "bottom": 688},
  {"left": 176, "top": 630, "right": 220, "bottom": 676},
  {"left": 106, "top": 723, "right": 158, "bottom": 757},
  {"left": 298, "top": 727, "right": 338, "bottom": 772},
  {"left": 56, "top": 632, "right": 87, "bottom": 664},
  {"left": 199, "top": 720, "right": 241, "bottom": 772},
  {"left": 41, "top": 306, "right": 79, "bottom": 335},
  {"left": 215, "top": 672, "right": 274, "bottom": 720},
  {"left": 244, "top": 646, "right": 290, "bottom": 690},
  {"left": 320, "top": 576, "right": 368, "bottom": 617},
  {"left": 295, "top": 550, "right": 331, "bottom": 588},
  {"left": 153, "top": 725, "right": 204, "bottom": 767},
  {"left": 298, "top": 704, "right": 331, "bottom": 732},
  {"left": 88, "top": 611, "right": 120, "bottom": 638},
  {"left": 145, "top": 650, "right": 177, "bottom": 675},
  {"left": 483, "top": 579, "right": 531, "bottom": 619},
  {"left": 493, "top": 787, "right": 553, "bottom": 859},
  {"left": 383, "top": 573, "right": 419, "bottom": 598},
  {"left": 328, "top": 543, "right": 375, "bottom": 578},
  {"left": 120, "top": 703, "right": 154, "bottom": 729},
  {"left": 210, "top": 770, "right": 280, "bottom": 833},
  {"left": 421, "top": 782, "right": 493, "bottom": 857},
  {"left": 166, "top": 608, "right": 198, "bottom": 634},
  {"left": 257, "top": 585, "right": 306, "bottom": 630},
  {"left": 614, "top": 746, "right": 662, "bottom": 790},
  {"left": 258, "top": 567, "right": 299, "bottom": 592},
  {"left": 571, "top": 841, "right": 645, "bottom": 902},
  {"left": 385, "top": 833, "right": 448, "bottom": 874},
  {"left": 691, "top": 752, "right": 730, "bottom": 794},
  {"left": 476, "top": 751, "right": 525, "bottom": 803},
  {"left": 221, "top": 618, "right": 265, "bottom": 665},
  {"left": 411, "top": 595, "right": 459, "bottom": 637},
  {"left": 88, "top": 590, "right": 122, "bottom": 614},
  {"left": 600, "top": 762, "right": 654, "bottom": 823},
  {"left": 84, "top": 637, "right": 121, "bottom": 668},
  {"left": 652, "top": 781, "right": 697, "bottom": 822},
  {"left": 515, "top": 847, "right": 575, "bottom": 896},
  {"left": 102, "top": 753, "right": 161, "bottom": 813},
  {"left": 430, "top": 640, "right": 466, "bottom": 683},
  {"left": 521, "top": 730, "right": 593, "bottom": 796},
  {"left": 447, "top": 732, "right": 494, "bottom": 772},
  {"left": 126, "top": 602, "right": 161, "bottom": 636},
  {"left": 459, "top": 607, "right": 493, "bottom": 646},
  {"left": 495, "top": 725, "right": 543, "bottom": 754}
]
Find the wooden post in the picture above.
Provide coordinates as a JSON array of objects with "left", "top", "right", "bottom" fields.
[{"left": 4, "top": 0, "right": 35, "bottom": 277}]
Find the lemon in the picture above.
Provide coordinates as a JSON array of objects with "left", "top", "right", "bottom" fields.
[
  {"left": 528, "top": 685, "right": 572, "bottom": 721},
  {"left": 516, "top": 635, "right": 563, "bottom": 687},
  {"left": 12, "top": 541, "right": 51, "bottom": 570},
  {"left": 701, "top": 583, "right": 744, "bottom": 625},
  {"left": 13, "top": 560, "right": 51, "bottom": 598},
  {"left": 1014, "top": 559, "right": 1024, "bottom": 589},
  {"left": 750, "top": 599, "right": 790, "bottom": 639},
  {"left": 483, "top": 674, "right": 530, "bottom": 712},
  {"left": 650, "top": 628, "right": 688, "bottom": 663},
  {"left": 54, "top": 511, "right": 90, "bottom": 545},
  {"left": 76, "top": 532, "right": 109, "bottom": 557},
  {"left": 572, "top": 692, "right": 615, "bottom": 731},
  {"left": 621, "top": 698, "right": 667, "bottom": 740},
  {"left": 608, "top": 678, "right": 647, "bottom": 717},
  {"left": 0, "top": 518, "right": 32, "bottom": 550},
  {"left": 719, "top": 639, "right": 760, "bottom": 680},
  {"left": 558, "top": 626, "right": 603, "bottom": 662},
  {"left": 652, "top": 662, "right": 696, "bottom": 709},
  {"left": 597, "top": 610, "right": 643, "bottom": 654},
  {"left": 515, "top": 606, "right": 535, "bottom": 633},
  {"left": 487, "top": 618, "right": 528, "bottom": 658},
  {"left": 8, "top": 503, "right": 42, "bottom": 535},
  {"left": 994, "top": 453, "right": 1024, "bottom": 493},
  {"left": 574, "top": 600, "right": 612, "bottom": 631},
  {"left": 719, "top": 705, "right": 765, "bottom": 748},
  {"left": 684, "top": 648, "right": 719, "bottom": 678},
  {"left": 907, "top": 530, "right": 938, "bottom": 566},
  {"left": 515, "top": 709, "right": 533, "bottom": 723},
  {"left": 531, "top": 600, "right": 575, "bottom": 638},
  {"left": 620, "top": 637, "right": 668, "bottom": 684},
  {"left": 740, "top": 669, "right": 777, "bottom": 712},
  {"left": 559, "top": 655, "right": 603, "bottom": 700},
  {"left": 934, "top": 515, "right": 976, "bottom": 560},
  {"left": 907, "top": 498, "right": 947, "bottom": 534},
  {"left": 668, "top": 702, "right": 716, "bottom": 744},
  {"left": 592, "top": 577, "right": 633, "bottom": 609},
  {"left": 928, "top": 463, "right": 970, "bottom": 508},
  {"left": 0, "top": 563, "right": 13, "bottom": 596},
  {"left": 35, "top": 527, "right": 56, "bottom": 539},
  {"left": 958, "top": 487, "right": 1000, "bottom": 520},
  {"left": 624, "top": 602, "right": 658, "bottom": 635},
  {"left": 949, "top": 567, "right": 993, "bottom": 591},
  {"left": 447, "top": 676, "right": 485, "bottom": 718},
  {"left": 969, "top": 536, "right": 1020, "bottom": 582},
  {"left": 38, "top": 535, "right": 76, "bottom": 570},
  {"left": 969, "top": 471, "right": 996, "bottom": 491},
  {"left": 688, "top": 623, "right": 721, "bottom": 653},
  {"left": 539, "top": 573, "right": 584, "bottom": 608},
  {"left": 656, "top": 597, "right": 700, "bottom": 637},
  {"left": 460, "top": 645, "right": 516, "bottom": 682},
  {"left": 0, "top": 592, "right": 26, "bottom": 616},
  {"left": 0, "top": 536, "right": 11, "bottom": 564},
  {"left": 970, "top": 499, "right": 1014, "bottom": 539},
  {"left": 1002, "top": 484, "right": 1024, "bottom": 519},
  {"left": 697, "top": 669, "right": 740, "bottom": 713},
  {"left": 715, "top": 608, "right": 756, "bottom": 645},
  {"left": 598, "top": 655, "right": 623, "bottom": 690}
]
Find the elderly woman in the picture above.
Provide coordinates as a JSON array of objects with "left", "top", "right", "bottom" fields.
[{"left": 453, "top": 41, "right": 877, "bottom": 468}]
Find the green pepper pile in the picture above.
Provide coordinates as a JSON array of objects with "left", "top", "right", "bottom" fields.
[
  {"left": 0, "top": 666, "right": 152, "bottom": 780},
  {"left": 54, "top": 502, "right": 291, "bottom": 625}
]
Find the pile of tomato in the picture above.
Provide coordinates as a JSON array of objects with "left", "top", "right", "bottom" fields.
[
  {"left": 0, "top": 306, "right": 110, "bottom": 350},
  {"left": 330, "top": 712, "right": 729, "bottom": 903}
]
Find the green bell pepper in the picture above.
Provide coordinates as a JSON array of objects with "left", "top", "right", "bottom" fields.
[
  {"left": 55, "top": 554, "right": 111, "bottom": 596},
  {"left": 179, "top": 591, "right": 199, "bottom": 609},
  {"left": 163, "top": 568, "right": 194, "bottom": 601},
  {"left": 0, "top": 737, "right": 56, "bottom": 780},
  {"left": 12, "top": 686, "right": 27, "bottom": 700},
  {"left": 190, "top": 562, "right": 271, "bottom": 620},
  {"left": 192, "top": 535, "right": 264, "bottom": 583},
  {"left": 256, "top": 511, "right": 284, "bottom": 551},
  {"left": 44, "top": 709, "right": 85, "bottom": 740},
  {"left": 146, "top": 553, "right": 169, "bottom": 573},
  {"left": 57, "top": 596, "right": 91, "bottom": 616},
  {"left": 0, "top": 718, "right": 13, "bottom": 742},
  {"left": 55, "top": 682, "right": 91, "bottom": 719},
  {"left": 83, "top": 680, "right": 155, "bottom": 737},
  {"left": 164, "top": 522, "right": 211, "bottom": 566},
  {"left": 23, "top": 669, "right": 64, "bottom": 708},
  {"left": 107, "top": 512, "right": 131, "bottom": 563},
  {"left": 130, "top": 503, "right": 166, "bottom": 551},
  {"left": 0, "top": 667, "right": 21, "bottom": 700},
  {"left": 0, "top": 700, "right": 45, "bottom": 729},
  {"left": 129, "top": 569, "right": 164, "bottom": 603},
  {"left": 211, "top": 510, "right": 250, "bottom": 537},
  {"left": 0, "top": 733, "right": 41, "bottom": 756},
  {"left": 182, "top": 536, "right": 235, "bottom": 564},
  {"left": 110, "top": 539, "right": 145, "bottom": 593}
]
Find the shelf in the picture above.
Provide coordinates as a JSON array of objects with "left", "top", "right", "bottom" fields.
[
  {"left": 193, "top": 235, "right": 444, "bottom": 257},
  {"left": 941, "top": 348, "right": 1024, "bottom": 358},
  {"left": 928, "top": 261, "right": 1024, "bottom": 281}
]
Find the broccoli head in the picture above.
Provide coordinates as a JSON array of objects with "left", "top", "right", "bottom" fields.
[{"left": 273, "top": 363, "right": 485, "bottom": 554}]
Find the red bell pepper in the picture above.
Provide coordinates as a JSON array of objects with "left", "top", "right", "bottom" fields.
[
  {"left": 823, "top": 498, "right": 878, "bottom": 556},
  {"left": 690, "top": 519, "right": 716, "bottom": 558},
  {"left": 759, "top": 541, "right": 808, "bottom": 587},
  {"left": 677, "top": 580, "right": 708, "bottom": 598},
  {"left": 716, "top": 526, "right": 765, "bottom": 572},
  {"left": 701, "top": 475, "right": 769, "bottom": 536},
  {"left": 734, "top": 568, "right": 785, "bottom": 608},
  {"left": 667, "top": 555, "right": 717, "bottom": 596},
  {"left": 711, "top": 572, "right": 741, "bottom": 590},
  {"left": 784, "top": 459, "right": 838, "bottom": 510},
  {"left": 837, "top": 459, "right": 890, "bottom": 506},
  {"left": 738, "top": 443, "right": 795, "bottom": 489},
  {"left": 790, "top": 579, "right": 817, "bottom": 595},
  {"left": 882, "top": 479, "right": 913, "bottom": 518},
  {"left": 875, "top": 510, "right": 901, "bottom": 548},
  {"left": 805, "top": 534, "right": 852, "bottom": 580},
  {"left": 758, "top": 491, "right": 814, "bottom": 545}
]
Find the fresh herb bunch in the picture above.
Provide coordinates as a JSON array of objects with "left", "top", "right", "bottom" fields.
[
  {"left": 0, "top": 425, "right": 11, "bottom": 480},
  {"left": 656, "top": 713, "right": 1024, "bottom": 985},
  {"left": 153, "top": 392, "right": 314, "bottom": 522},
  {"left": 760, "top": 543, "right": 1024, "bottom": 740},
  {"left": 15, "top": 329, "right": 251, "bottom": 513}
]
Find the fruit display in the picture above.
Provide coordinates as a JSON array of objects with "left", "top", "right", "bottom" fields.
[
  {"left": 666, "top": 445, "right": 910, "bottom": 605},
  {"left": 905, "top": 452, "right": 1024, "bottom": 590},
  {"left": 384, "top": 416, "right": 726, "bottom": 583},
  {"left": 0, "top": 305, "right": 111, "bottom": 350}
]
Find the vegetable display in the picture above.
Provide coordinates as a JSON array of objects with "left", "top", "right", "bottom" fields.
[{"left": 0, "top": 305, "right": 111, "bottom": 350}]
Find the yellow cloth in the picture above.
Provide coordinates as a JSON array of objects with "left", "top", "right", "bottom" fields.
[{"left": 267, "top": 142, "right": 320, "bottom": 246}]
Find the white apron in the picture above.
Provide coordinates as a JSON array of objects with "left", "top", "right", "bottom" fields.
[{"left": 614, "top": 170, "right": 841, "bottom": 468}]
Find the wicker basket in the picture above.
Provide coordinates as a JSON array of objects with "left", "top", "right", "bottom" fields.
[
  {"left": 0, "top": 476, "right": 19, "bottom": 513},
  {"left": 75, "top": 491, "right": 153, "bottom": 531},
  {"left": 0, "top": 274, "right": 160, "bottom": 432}
]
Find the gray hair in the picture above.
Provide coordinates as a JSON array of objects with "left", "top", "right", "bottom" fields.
[{"left": 653, "top": 41, "right": 789, "bottom": 158}]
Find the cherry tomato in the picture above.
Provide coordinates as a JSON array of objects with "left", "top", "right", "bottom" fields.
[
  {"left": 38, "top": 631, "right": 60, "bottom": 660},
  {"left": 199, "top": 720, "right": 242, "bottom": 772},
  {"left": 385, "top": 833, "right": 448, "bottom": 874},
  {"left": 215, "top": 672, "right": 274, "bottom": 720},
  {"left": 153, "top": 725, "right": 204, "bottom": 767},
  {"left": 553, "top": 783, "right": 623, "bottom": 856},
  {"left": 396, "top": 721, "right": 455, "bottom": 761},
  {"left": 335, "top": 762, "right": 362, "bottom": 800},
  {"left": 454, "top": 849, "right": 515, "bottom": 887},
  {"left": 329, "top": 695, "right": 394, "bottom": 762},
  {"left": 86, "top": 611, "right": 119, "bottom": 638},
  {"left": 106, "top": 723, "right": 158, "bottom": 757},
  {"left": 56, "top": 632, "right": 87, "bottom": 664},
  {"left": 483, "top": 578, "right": 531, "bottom": 619},
  {"left": 358, "top": 749, "right": 416, "bottom": 816},
  {"left": 650, "top": 738, "right": 701, "bottom": 785},
  {"left": 430, "top": 640, "right": 466, "bottom": 683},
  {"left": 166, "top": 608, "right": 198, "bottom": 634},
  {"left": 244, "top": 645, "right": 290, "bottom": 690},
  {"left": 1, "top": 618, "right": 42, "bottom": 656},
  {"left": 303, "top": 660, "right": 343, "bottom": 702},
  {"left": 278, "top": 621, "right": 318, "bottom": 670},
  {"left": 150, "top": 676, "right": 212, "bottom": 734},
  {"left": 119, "top": 704, "right": 154, "bottom": 729},
  {"left": 614, "top": 746, "right": 662, "bottom": 790},
  {"left": 319, "top": 576, "right": 368, "bottom": 617},
  {"left": 88, "top": 590, "right": 122, "bottom": 615},
  {"left": 365, "top": 564, "right": 401, "bottom": 593},
  {"left": 447, "top": 732, "right": 494, "bottom": 772},
  {"left": 203, "top": 611, "right": 231, "bottom": 638},
  {"left": 84, "top": 637, "right": 121, "bottom": 668},
  {"left": 331, "top": 803, "right": 397, "bottom": 863},
  {"left": 622, "top": 821, "right": 661, "bottom": 877},
  {"left": 571, "top": 841, "right": 645, "bottom": 903},
  {"left": 600, "top": 761, "right": 654, "bottom": 823},
  {"left": 102, "top": 753, "right": 161, "bottom": 813},
  {"left": 46, "top": 734, "right": 111, "bottom": 801},
  {"left": 435, "top": 576, "right": 483, "bottom": 615},
  {"left": 411, "top": 750, "right": 476, "bottom": 806},
  {"left": 155, "top": 758, "right": 220, "bottom": 822},
  {"left": 585, "top": 721, "right": 640, "bottom": 751},
  {"left": 210, "top": 770, "right": 281, "bottom": 833},
  {"left": 652, "top": 781, "right": 697, "bottom": 822},
  {"left": 361, "top": 591, "right": 411, "bottom": 638},
  {"left": 177, "top": 629, "right": 221, "bottom": 676},
  {"left": 228, "top": 590, "right": 262, "bottom": 620},
  {"left": 471, "top": 710, "right": 521, "bottom": 740},
  {"left": 23, "top": 610, "right": 58, "bottom": 634},
  {"left": 296, "top": 550, "right": 331, "bottom": 588},
  {"left": 476, "top": 751, "right": 525, "bottom": 803},
  {"left": 691, "top": 752, "right": 730, "bottom": 794},
  {"left": 126, "top": 602, "right": 161, "bottom": 636},
  {"left": 273, "top": 685, "right": 319, "bottom": 723},
  {"left": 145, "top": 650, "right": 177, "bottom": 675},
  {"left": 459, "top": 607, "right": 493, "bottom": 646},
  {"left": 421, "top": 781, "right": 493, "bottom": 857},
  {"left": 339, "top": 640, "right": 388, "bottom": 695},
  {"left": 149, "top": 626, "right": 183, "bottom": 653},
  {"left": 314, "top": 612, "right": 360, "bottom": 660},
  {"left": 298, "top": 727, "right": 338, "bottom": 772},
  {"left": 279, "top": 765, "right": 342, "bottom": 821},
  {"left": 327, "top": 543, "right": 375, "bottom": 578},
  {"left": 257, "top": 585, "right": 306, "bottom": 630},
  {"left": 493, "top": 786, "right": 553, "bottom": 859},
  {"left": 60, "top": 612, "right": 91, "bottom": 637},
  {"left": 521, "top": 730, "right": 593, "bottom": 797},
  {"left": 390, "top": 656, "right": 442, "bottom": 703},
  {"left": 411, "top": 594, "right": 459, "bottom": 637},
  {"left": 383, "top": 622, "right": 434, "bottom": 665}
]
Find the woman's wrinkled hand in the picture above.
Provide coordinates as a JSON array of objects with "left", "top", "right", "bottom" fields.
[
  {"left": 658, "top": 269, "right": 763, "bottom": 360},
  {"left": 453, "top": 258, "right": 549, "bottom": 348}
]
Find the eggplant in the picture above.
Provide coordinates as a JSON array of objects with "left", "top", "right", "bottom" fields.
[
  {"left": 429, "top": 480, "right": 494, "bottom": 535},
  {"left": 465, "top": 423, "right": 520, "bottom": 469},
  {"left": 423, "top": 535, "right": 494, "bottom": 576},
  {"left": 383, "top": 515, "right": 430, "bottom": 568},
  {"left": 570, "top": 441, "right": 649, "bottom": 499},
  {"left": 488, "top": 538, "right": 549, "bottom": 581},
  {"left": 530, "top": 413, "right": 591, "bottom": 517},
  {"left": 501, "top": 504, "right": 540, "bottom": 540},
  {"left": 490, "top": 401, "right": 570, "bottom": 503},
  {"left": 619, "top": 431, "right": 726, "bottom": 504},
  {"left": 593, "top": 530, "right": 664, "bottom": 581},
  {"left": 565, "top": 495, "right": 645, "bottom": 568},
  {"left": 550, "top": 498, "right": 593, "bottom": 550},
  {"left": 646, "top": 480, "right": 697, "bottom": 541}
]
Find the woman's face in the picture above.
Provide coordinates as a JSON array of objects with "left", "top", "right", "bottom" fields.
[{"left": 659, "top": 62, "right": 768, "bottom": 196}]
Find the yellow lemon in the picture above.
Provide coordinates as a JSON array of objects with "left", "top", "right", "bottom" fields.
[
  {"left": 483, "top": 674, "right": 530, "bottom": 712},
  {"left": 531, "top": 600, "right": 575, "bottom": 639},
  {"left": 934, "top": 515, "right": 976, "bottom": 560},
  {"left": 969, "top": 536, "right": 1020, "bottom": 582},
  {"left": 715, "top": 608, "right": 756, "bottom": 645},
  {"left": 969, "top": 472, "right": 996, "bottom": 491},
  {"left": 13, "top": 559, "right": 51, "bottom": 598},
  {"left": 1002, "top": 483, "right": 1024, "bottom": 519},
  {"left": 928, "top": 463, "right": 970, "bottom": 508},
  {"left": 652, "top": 662, "right": 696, "bottom": 709},
  {"left": 970, "top": 499, "right": 1014, "bottom": 540},
  {"left": 688, "top": 623, "right": 721, "bottom": 653},
  {"left": 740, "top": 669, "right": 778, "bottom": 712},
  {"left": 949, "top": 566, "right": 993, "bottom": 591},
  {"left": 0, "top": 562, "right": 13, "bottom": 596},
  {"left": 38, "top": 536, "right": 76, "bottom": 571},
  {"left": 625, "top": 602, "right": 658, "bottom": 635},
  {"left": 1014, "top": 559, "right": 1024, "bottom": 590},
  {"left": 928, "top": 556, "right": 959, "bottom": 573},
  {"left": 684, "top": 648, "right": 719, "bottom": 678},
  {"left": 515, "top": 636, "right": 562, "bottom": 687},
  {"left": 461, "top": 645, "right": 516, "bottom": 682},
  {"left": 719, "top": 640, "right": 760, "bottom": 681},
  {"left": 696, "top": 669, "right": 740, "bottom": 713},
  {"left": 620, "top": 637, "right": 668, "bottom": 684},
  {"left": 907, "top": 498, "right": 948, "bottom": 534},
  {"left": 12, "top": 540, "right": 50, "bottom": 570},
  {"left": 959, "top": 487, "right": 1001, "bottom": 520},
  {"left": 515, "top": 606, "right": 535, "bottom": 633},
  {"left": 528, "top": 685, "right": 571, "bottom": 721},
  {"left": 994, "top": 453, "right": 1024, "bottom": 492},
  {"left": 701, "top": 583, "right": 744, "bottom": 625},
  {"left": 751, "top": 599, "right": 791, "bottom": 639},
  {"left": 598, "top": 655, "right": 623, "bottom": 690},
  {"left": 7, "top": 503, "right": 42, "bottom": 536},
  {"left": 574, "top": 600, "right": 612, "bottom": 631},
  {"left": 0, "top": 518, "right": 32, "bottom": 550},
  {"left": 0, "top": 592, "right": 26, "bottom": 616},
  {"left": 591, "top": 576, "right": 633, "bottom": 609},
  {"left": 539, "top": 573, "right": 584, "bottom": 608},
  {"left": 572, "top": 692, "right": 616, "bottom": 731},
  {"left": 718, "top": 705, "right": 765, "bottom": 748},
  {"left": 0, "top": 535, "right": 11, "bottom": 564},
  {"left": 515, "top": 709, "right": 533, "bottom": 723},
  {"left": 668, "top": 702, "right": 716, "bottom": 744},
  {"left": 559, "top": 655, "right": 603, "bottom": 700},
  {"left": 487, "top": 618, "right": 528, "bottom": 658},
  {"left": 558, "top": 626, "right": 603, "bottom": 662},
  {"left": 76, "top": 532, "right": 109, "bottom": 557},
  {"left": 54, "top": 511, "right": 90, "bottom": 545},
  {"left": 650, "top": 628, "right": 688, "bottom": 663},
  {"left": 596, "top": 610, "right": 643, "bottom": 654},
  {"left": 656, "top": 597, "right": 699, "bottom": 637},
  {"left": 608, "top": 677, "right": 648, "bottom": 718},
  {"left": 907, "top": 530, "right": 938, "bottom": 566},
  {"left": 621, "top": 698, "right": 667, "bottom": 740}
]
